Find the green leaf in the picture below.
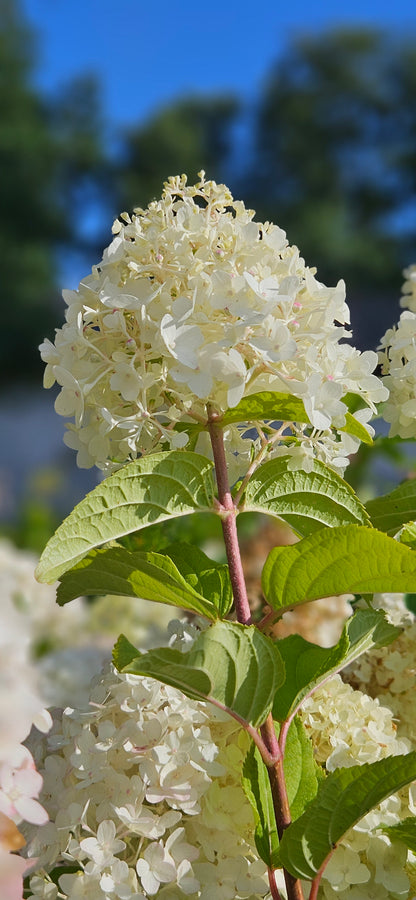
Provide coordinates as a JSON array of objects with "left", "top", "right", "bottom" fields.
[
  {"left": 242, "top": 717, "right": 321, "bottom": 868},
  {"left": 221, "top": 391, "right": 312, "bottom": 426},
  {"left": 366, "top": 480, "right": 416, "bottom": 535},
  {"left": 113, "top": 633, "right": 142, "bottom": 670},
  {"left": 243, "top": 457, "right": 370, "bottom": 536},
  {"left": 164, "top": 542, "right": 233, "bottom": 617},
  {"left": 279, "top": 753, "right": 416, "bottom": 880},
  {"left": 272, "top": 609, "right": 401, "bottom": 721},
  {"left": 398, "top": 521, "right": 416, "bottom": 550},
  {"left": 219, "top": 391, "right": 371, "bottom": 444},
  {"left": 56, "top": 545, "right": 218, "bottom": 619},
  {"left": 380, "top": 817, "right": 416, "bottom": 853},
  {"left": 114, "top": 639, "right": 212, "bottom": 698},
  {"left": 284, "top": 717, "right": 322, "bottom": 822},
  {"left": 114, "top": 620, "right": 285, "bottom": 728},
  {"left": 340, "top": 412, "right": 373, "bottom": 445},
  {"left": 262, "top": 525, "right": 416, "bottom": 614},
  {"left": 242, "top": 737, "right": 280, "bottom": 868},
  {"left": 36, "top": 451, "right": 215, "bottom": 583}
]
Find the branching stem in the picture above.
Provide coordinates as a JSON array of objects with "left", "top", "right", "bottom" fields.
[{"left": 207, "top": 410, "right": 305, "bottom": 900}]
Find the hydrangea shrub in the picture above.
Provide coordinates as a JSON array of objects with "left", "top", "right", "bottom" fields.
[{"left": 16, "top": 176, "right": 416, "bottom": 900}]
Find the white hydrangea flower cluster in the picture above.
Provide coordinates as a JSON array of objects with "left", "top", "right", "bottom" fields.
[
  {"left": 40, "top": 173, "right": 387, "bottom": 477},
  {"left": 345, "top": 594, "right": 416, "bottom": 745},
  {"left": 0, "top": 538, "right": 173, "bottom": 711},
  {"left": 299, "top": 674, "right": 414, "bottom": 899},
  {"left": 0, "top": 542, "right": 53, "bottom": 900},
  {"left": 24, "top": 655, "right": 268, "bottom": 900},
  {"left": 23, "top": 609, "right": 416, "bottom": 900},
  {"left": 401, "top": 265, "right": 416, "bottom": 314},
  {"left": 379, "top": 264, "right": 416, "bottom": 438}
]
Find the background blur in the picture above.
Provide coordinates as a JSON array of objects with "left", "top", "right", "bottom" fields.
[{"left": 1, "top": 0, "right": 416, "bottom": 546}]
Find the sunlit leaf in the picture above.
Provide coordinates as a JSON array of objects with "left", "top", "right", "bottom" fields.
[
  {"left": 262, "top": 525, "right": 416, "bottom": 614},
  {"left": 56, "top": 545, "right": 218, "bottom": 619},
  {"left": 366, "top": 480, "right": 416, "bottom": 535},
  {"left": 243, "top": 457, "right": 370, "bottom": 535},
  {"left": 36, "top": 451, "right": 215, "bottom": 583},
  {"left": 114, "top": 620, "right": 285, "bottom": 728},
  {"left": 279, "top": 753, "right": 416, "bottom": 880},
  {"left": 272, "top": 609, "right": 400, "bottom": 721}
]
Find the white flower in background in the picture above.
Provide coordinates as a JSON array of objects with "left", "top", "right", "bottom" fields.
[
  {"left": 379, "top": 265, "right": 416, "bottom": 438},
  {"left": 401, "top": 264, "right": 416, "bottom": 313},
  {"left": 41, "top": 172, "right": 386, "bottom": 477},
  {"left": 300, "top": 670, "right": 416, "bottom": 898},
  {"left": 0, "top": 542, "right": 53, "bottom": 900}
]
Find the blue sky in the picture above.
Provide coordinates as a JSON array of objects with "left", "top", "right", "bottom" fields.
[{"left": 22, "top": 0, "right": 416, "bottom": 129}]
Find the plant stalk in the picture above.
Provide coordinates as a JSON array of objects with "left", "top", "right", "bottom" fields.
[
  {"left": 261, "top": 716, "right": 305, "bottom": 900},
  {"left": 207, "top": 411, "right": 252, "bottom": 624},
  {"left": 207, "top": 413, "right": 305, "bottom": 900}
]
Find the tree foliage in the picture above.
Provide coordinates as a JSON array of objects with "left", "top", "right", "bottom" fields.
[
  {"left": 0, "top": 0, "right": 104, "bottom": 380},
  {"left": 3, "top": 8, "right": 416, "bottom": 377}
]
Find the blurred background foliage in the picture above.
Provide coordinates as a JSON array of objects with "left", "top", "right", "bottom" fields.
[
  {"left": 1, "top": 0, "right": 416, "bottom": 544},
  {"left": 2, "top": 0, "right": 416, "bottom": 381}
]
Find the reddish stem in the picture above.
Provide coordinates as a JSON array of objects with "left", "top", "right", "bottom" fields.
[
  {"left": 261, "top": 716, "right": 305, "bottom": 900},
  {"left": 207, "top": 412, "right": 252, "bottom": 625},
  {"left": 207, "top": 413, "right": 305, "bottom": 900},
  {"left": 308, "top": 852, "right": 333, "bottom": 900},
  {"left": 268, "top": 867, "right": 283, "bottom": 900}
]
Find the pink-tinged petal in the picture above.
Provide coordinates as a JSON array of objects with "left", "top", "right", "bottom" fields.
[
  {"left": 0, "top": 847, "right": 32, "bottom": 900},
  {"left": 14, "top": 796, "right": 48, "bottom": 825}
]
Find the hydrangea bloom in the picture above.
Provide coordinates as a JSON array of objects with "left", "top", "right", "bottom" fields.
[
  {"left": 345, "top": 594, "right": 416, "bottom": 745},
  {"left": 0, "top": 538, "right": 173, "bottom": 710},
  {"left": 401, "top": 265, "right": 416, "bottom": 313},
  {"left": 0, "top": 542, "right": 53, "bottom": 900},
  {"left": 299, "top": 675, "right": 414, "bottom": 899},
  {"left": 23, "top": 614, "right": 416, "bottom": 900},
  {"left": 23, "top": 653, "right": 269, "bottom": 900},
  {"left": 40, "top": 173, "right": 387, "bottom": 477},
  {"left": 379, "top": 265, "right": 416, "bottom": 438}
]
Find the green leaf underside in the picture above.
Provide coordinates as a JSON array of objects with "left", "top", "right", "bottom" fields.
[
  {"left": 56, "top": 546, "right": 218, "bottom": 619},
  {"left": 163, "top": 542, "right": 233, "bottom": 617},
  {"left": 219, "top": 391, "right": 372, "bottom": 445},
  {"left": 113, "top": 621, "right": 285, "bottom": 729},
  {"left": 380, "top": 817, "right": 416, "bottom": 853},
  {"left": 242, "top": 718, "right": 320, "bottom": 868},
  {"left": 262, "top": 525, "right": 416, "bottom": 613},
  {"left": 272, "top": 609, "right": 401, "bottom": 721},
  {"left": 366, "top": 479, "right": 416, "bottom": 535},
  {"left": 243, "top": 457, "right": 371, "bottom": 536},
  {"left": 221, "top": 391, "right": 311, "bottom": 426},
  {"left": 36, "top": 451, "right": 215, "bottom": 583},
  {"left": 279, "top": 753, "right": 416, "bottom": 880}
]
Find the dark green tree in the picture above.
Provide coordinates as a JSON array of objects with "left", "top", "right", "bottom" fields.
[
  {"left": 244, "top": 28, "right": 416, "bottom": 346},
  {"left": 0, "top": 0, "right": 104, "bottom": 380}
]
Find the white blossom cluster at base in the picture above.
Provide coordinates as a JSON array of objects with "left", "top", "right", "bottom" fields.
[
  {"left": 22, "top": 605, "right": 416, "bottom": 900},
  {"left": 24, "top": 652, "right": 269, "bottom": 900}
]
